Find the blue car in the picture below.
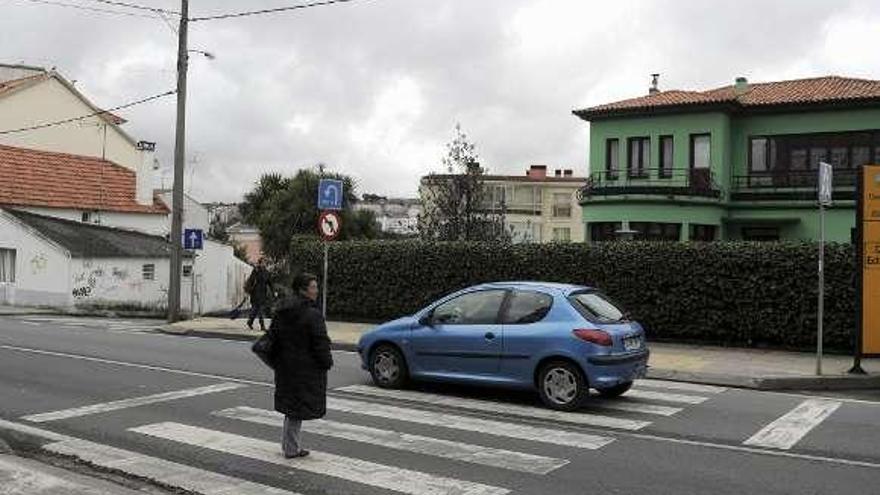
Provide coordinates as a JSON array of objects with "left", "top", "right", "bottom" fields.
[{"left": 357, "top": 282, "right": 649, "bottom": 411}]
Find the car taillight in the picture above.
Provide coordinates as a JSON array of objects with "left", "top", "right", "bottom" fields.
[{"left": 573, "top": 328, "right": 613, "bottom": 346}]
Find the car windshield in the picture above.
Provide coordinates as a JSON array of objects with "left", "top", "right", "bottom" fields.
[{"left": 569, "top": 291, "right": 627, "bottom": 323}]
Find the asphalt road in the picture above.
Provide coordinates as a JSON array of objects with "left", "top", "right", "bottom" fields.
[{"left": 1, "top": 314, "right": 879, "bottom": 495}]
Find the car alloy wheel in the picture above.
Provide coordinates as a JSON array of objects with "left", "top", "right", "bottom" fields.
[
  {"left": 370, "top": 345, "right": 408, "bottom": 389},
  {"left": 538, "top": 361, "right": 587, "bottom": 411}
]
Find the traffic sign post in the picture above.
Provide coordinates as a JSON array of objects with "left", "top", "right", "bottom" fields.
[
  {"left": 317, "top": 211, "right": 342, "bottom": 318},
  {"left": 318, "top": 179, "right": 344, "bottom": 210},
  {"left": 816, "top": 162, "right": 832, "bottom": 375}
]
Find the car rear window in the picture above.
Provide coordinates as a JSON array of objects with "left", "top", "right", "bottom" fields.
[{"left": 568, "top": 291, "right": 626, "bottom": 323}]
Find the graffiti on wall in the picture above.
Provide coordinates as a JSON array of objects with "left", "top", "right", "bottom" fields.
[
  {"left": 72, "top": 262, "right": 137, "bottom": 300},
  {"left": 29, "top": 253, "right": 48, "bottom": 274}
]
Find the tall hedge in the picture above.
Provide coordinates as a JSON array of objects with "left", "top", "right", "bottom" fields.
[{"left": 286, "top": 240, "right": 856, "bottom": 352}]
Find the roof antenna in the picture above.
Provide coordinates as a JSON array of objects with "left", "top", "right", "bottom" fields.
[{"left": 649, "top": 73, "right": 660, "bottom": 95}]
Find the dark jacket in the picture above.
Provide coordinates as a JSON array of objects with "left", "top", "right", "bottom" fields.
[
  {"left": 272, "top": 296, "right": 333, "bottom": 420},
  {"left": 246, "top": 266, "right": 273, "bottom": 305}
]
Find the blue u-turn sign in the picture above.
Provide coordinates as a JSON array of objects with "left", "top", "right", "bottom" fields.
[{"left": 318, "top": 179, "right": 344, "bottom": 210}]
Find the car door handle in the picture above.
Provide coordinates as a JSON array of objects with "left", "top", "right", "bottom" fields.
[{"left": 484, "top": 332, "right": 496, "bottom": 340}]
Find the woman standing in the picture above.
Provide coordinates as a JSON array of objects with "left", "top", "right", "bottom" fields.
[{"left": 272, "top": 272, "right": 333, "bottom": 458}]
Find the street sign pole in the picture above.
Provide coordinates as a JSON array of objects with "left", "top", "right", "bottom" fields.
[
  {"left": 322, "top": 241, "right": 329, "bottom": 318},
  {"left": 817, "top": 162, "right": 833, "bottom": 376}
]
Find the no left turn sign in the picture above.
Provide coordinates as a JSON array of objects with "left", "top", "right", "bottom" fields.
[{"left": 318, "top": 211, "right": 342, "bottom": 241}]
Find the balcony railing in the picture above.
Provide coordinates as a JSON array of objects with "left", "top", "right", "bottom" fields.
[
  {"left": 732, "top": 169, "right": 857, "bottom": 189},
  {"left": 577, "top": 168, "right": 721, "bottom": 202},
  {"left": 731, "top": 169, "right": 857, "bottom": 202}
]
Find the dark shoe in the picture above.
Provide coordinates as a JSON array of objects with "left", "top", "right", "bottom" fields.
[
  {"left": 246, "top": 322, "right": 254, "bottom": 330},
  {"left": 284, "top": 450, "right": 309, "bottom": 459}
]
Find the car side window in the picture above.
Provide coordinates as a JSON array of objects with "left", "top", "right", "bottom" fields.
[
  {"left": 502, "top": 291, "right": 553, "bottom": 324},
  {"left": 431, "top": 290, "right": 507, "bottom": 325}
]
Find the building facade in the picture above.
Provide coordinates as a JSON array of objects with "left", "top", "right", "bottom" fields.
[
  {"left": 420, "top": 165, "right": 586, "bottom": 243},
  {"left": 574, "top": 75, "right": 880, "bottom": 242},
  {"left": 355, "top": 198, "right": 421, "bottom": 236}
]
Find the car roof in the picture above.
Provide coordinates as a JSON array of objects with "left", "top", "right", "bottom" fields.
[{"left": 471, "top": 281, "right": 593, "bottom": 294}]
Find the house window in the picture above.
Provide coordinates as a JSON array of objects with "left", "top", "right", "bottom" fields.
[
  {"left": 750, "top": 131, "right": 880, "bottom": 174},
  {"left": 183, "top": 265, "right": 193, "bottom": 277},
  {"left": 606, "top": 139, "right": 619, "bottom": 179},
  {"left": 630, "top": 222, "right": 681, "bottom": 242},
  {"left": 689, "top": 224, "right": 717, "bottom": 242},
  {"left": 81, "top": 211, "right": 99, "bottom": 224},
  {"left": 742, "top": 227, "right": 780, "bottom": 242},
  {"left": 589, "top": 222, "right": 621, "bottom": 242},
  {"left": 659, "top": 135, "right": 674, "bottom": 178},
  {"left": 552, "top": 193, "right": 572, "bottom": 218},
  {"left": 690, "top": 134, "right": 711, "bottom": 169},
  {"left": 552, "top": 227, "right": 571, "bottom": 243},
  {"left": 0, "top": 249, "right": 16, "bottom": 283},
  {"left": 628, "top": 137, "right": 650, "bottom": 178},
  {"left": 142, "top": 264, "right": 156, "bottom": 281}
]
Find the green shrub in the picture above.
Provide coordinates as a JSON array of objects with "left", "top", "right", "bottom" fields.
[{"left": 285, "top": 240, "right": 856, "bottom": 351}]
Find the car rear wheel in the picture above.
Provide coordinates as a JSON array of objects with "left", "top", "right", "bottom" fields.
[
  {"left": 537, "top": 360, "right": 588, "bottom": 411},
  {"left": 597, "top": 381, "right": 633, "bottom": 398},
  {"left": 369, "top": 344, "right": 409, "bottom": 389}
]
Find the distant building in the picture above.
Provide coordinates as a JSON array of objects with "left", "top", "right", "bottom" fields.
[
  {"left": 227, "top": 223, "right": 263, "bottom": 263},
  {"left": 355, "top": 197, "right": 421, "bottom": 236}
]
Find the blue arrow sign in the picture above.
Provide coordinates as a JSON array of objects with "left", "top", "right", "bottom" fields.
[
  {"left": 184, "top": 228, "right": 203, "bottom": 250},
  {"left": 318, "top": 179, "right": 344, "bottom": 210}
]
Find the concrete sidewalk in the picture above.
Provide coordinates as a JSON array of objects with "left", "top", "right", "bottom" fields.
[
  {"left": 159, "top": 317, "right": 880, "bottom": 391},
  {"left": 0, "top": 453, "right": 152, "bottom": 495}
]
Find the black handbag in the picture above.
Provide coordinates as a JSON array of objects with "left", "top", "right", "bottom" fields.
[{"left": 251, "top": 325, "right": 277, "bottom": 369}]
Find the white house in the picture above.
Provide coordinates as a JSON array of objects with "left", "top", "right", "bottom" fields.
[
  {"left": 355, "top": 198, "right": 421, "bottom": 236},
  {"left": 0, "top": 64, "right": 156, "bottom": 206}
]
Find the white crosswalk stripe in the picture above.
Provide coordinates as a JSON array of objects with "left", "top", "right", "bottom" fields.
[
  {"left": 635, "top": 379, "right": 727, "bottom": 394},
  {"left": 624, "top": 388, "right": 709, "bottom": 404},
  {"left": 215, "top": 406, "right": 569, "bottom": 474},
  {"left": 45, "top": 437, "right": 300, "bottom": 494},
  {"left": 590, "top": 399, "right": 683, "bottom": 417},
  {"left": 131, "top": 422, "right": 510, "bottom": 495},
  {"left": 337, "top": 384, "right": 651, "bottom": 430},
  {"left": 327, "top": 396, "right": 614, "bottom": 449},
  {"left": 744, "top": 399, "right": 842, "bottom": 450}
]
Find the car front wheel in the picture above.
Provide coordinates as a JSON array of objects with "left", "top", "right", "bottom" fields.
[
  {"left": 537, "top": 360, "right": 588, "bottom": 411},
  {"left": 369, "top": 344, "right": 409, "bottom": 389}
]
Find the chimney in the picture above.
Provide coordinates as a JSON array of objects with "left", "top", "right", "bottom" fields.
[
  {"left": 554, "top": 169, "right": 562, "bottom": 177},
  {"left": 735, "top": 76, "right": 749, "bottom": 96},
  {"left": 649, "top": 73, "right": 660, "bottom": 95},
  {"left": 526, "top": 165, "right": 547, "bottom": 180},
  {"left": 563, "top": 169, "right": 573, "bottom": 177}
]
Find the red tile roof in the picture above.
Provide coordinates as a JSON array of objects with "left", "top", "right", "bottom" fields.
[
  {"left": 0, "top": 145, "right": 168, "bottom": 214},
  {"left": 575, "top": 76, "right": 880, "bottom": 119}
]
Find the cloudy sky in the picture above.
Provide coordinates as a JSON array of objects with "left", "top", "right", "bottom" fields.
[{"left": 2, "top": 0, "right": 879, "bottom": 202}]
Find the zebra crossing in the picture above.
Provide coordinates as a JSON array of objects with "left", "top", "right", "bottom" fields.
[{"left": 91, "top": 379, "right": 726, "bottom": 495}]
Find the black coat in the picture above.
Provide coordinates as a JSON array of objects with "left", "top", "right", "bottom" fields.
[
  {"left": 246, "top": 267, "right": 273, "bottom": 305},
  {"left": 272, "top": 296, "right": 333, "bottom": 420}
]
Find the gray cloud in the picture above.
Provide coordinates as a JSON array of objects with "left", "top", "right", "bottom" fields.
[{"left": 1, "top": 0, "right": 877, "bottom": 201}]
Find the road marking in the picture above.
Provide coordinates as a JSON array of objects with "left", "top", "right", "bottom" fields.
[
  {"left": 131, "top": 422, "right": 509, "bottom": 495},
  {"left": 743, "top": 399, "right": 842, "bottom": 450},
  {"left": 625, "top": 389, "right": 709, "bottom": 404},
  {"left": 46, "top": 437, "right": 299, "bottom": 495},
  {"left": 590, "top": 400, "right": 683, "bottom": 417},
  {"left": 328, "top": 396, "right": 613, "bottom": 449},
  {"left": 337, "top": 384, "right": 650, "bottom": 430},
  {"left": 215, "top": 406, "right": 568, "bottom": 474},
  {"left": 21, "top": 383, "right": 245, "bottom": 423},
  {"left": 636, "top": 379, "right": 727, "bottom": 394}
]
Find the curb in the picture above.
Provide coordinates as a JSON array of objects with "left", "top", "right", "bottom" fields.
[{"left": 648, "top": 368, "right": 880, "bottom": 391}]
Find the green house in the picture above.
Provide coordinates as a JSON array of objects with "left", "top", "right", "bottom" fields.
[{"left": 573, "top": 75, "right": 880, "bottom": 242}]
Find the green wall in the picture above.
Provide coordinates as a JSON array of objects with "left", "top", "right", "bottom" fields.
[{"left": 583, "top": 202, "right": 726, "bottom": 241}]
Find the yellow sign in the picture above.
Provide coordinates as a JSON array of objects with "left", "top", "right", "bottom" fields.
[{"left": 861, "top": 165, "right": 880, "bottom": 355}]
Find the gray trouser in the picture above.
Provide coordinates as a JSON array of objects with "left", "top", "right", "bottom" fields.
[{"left": 282, "top": 415, "right": 303, "bottom": 456}]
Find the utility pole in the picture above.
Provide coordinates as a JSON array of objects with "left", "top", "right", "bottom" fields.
[{"left": 168, "top": 0, "right": 189, "bottom": 323}]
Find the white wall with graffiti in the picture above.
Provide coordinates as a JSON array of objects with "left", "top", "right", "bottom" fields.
[
  {"left": 0, "top": 211, "right": 71, "bottom": 307},
  {"left": 69, "top": 257, "right": 175, "bottom": 311}
]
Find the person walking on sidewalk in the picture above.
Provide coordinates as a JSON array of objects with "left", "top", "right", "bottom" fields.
[
  {"left": 245, "top": 258, "right": 274, "bottom": 331},
  {"left": 272, "top": 272, "right": 333, "bottom": 459}
]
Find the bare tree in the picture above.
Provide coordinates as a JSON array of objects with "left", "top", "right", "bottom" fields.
[{"left": 419, "top": 124, "right": 509, "bottom": 242}]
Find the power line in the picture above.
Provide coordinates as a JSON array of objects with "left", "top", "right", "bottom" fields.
[
  {"left": 83, "top": 0, "right": 180, "bottom": 15},
  {"left": 189, "top": 0, "right": 360, "bottom": 22},
  {"left": 14, "top": 0, "right": 159, "bottom": 18},
  {"left": 0, "top": 90, "right": 175, "bottom": 136}
]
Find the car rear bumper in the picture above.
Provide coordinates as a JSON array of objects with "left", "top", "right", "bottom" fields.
[{"left": 585, "top": 349, "right": 649, "bottom": 388}]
